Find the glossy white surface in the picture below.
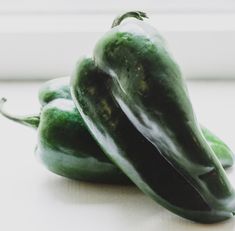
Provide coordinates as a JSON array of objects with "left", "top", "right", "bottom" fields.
[{"left": 1, "top": 80, "right": 235, "bottom": 230}]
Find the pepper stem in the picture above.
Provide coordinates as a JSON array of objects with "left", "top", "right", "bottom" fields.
[
  {"left": 111, "top": 11, "right": 148, "bottom": 28},
  {"left": 0, "top": 97, "right": 40, "bottom": 129}
]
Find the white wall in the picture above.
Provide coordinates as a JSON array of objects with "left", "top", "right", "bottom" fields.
[{"left": 0, "top": 1, "right": 235, "bottom": 79}]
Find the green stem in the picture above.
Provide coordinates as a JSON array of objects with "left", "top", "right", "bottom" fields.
[
  {"left": 111, "top": 11, "right": 148, "bottom": 28},
  {"left": 0, "top": 97, "right": 40, "bottom": 129}
]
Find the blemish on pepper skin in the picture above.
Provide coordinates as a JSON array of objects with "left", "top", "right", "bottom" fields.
[
  {"left": 138, "top": 79, "right": 149, "bottom": 94},
  {"left": 100, "top": 99, "right": 112, "bottom": 118},
  {"left": 87, "top": 87, "right": 96, "bottom": 95}
]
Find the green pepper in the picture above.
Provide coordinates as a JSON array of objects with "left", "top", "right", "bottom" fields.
[
  {"left": 89, "top": 11, "right": 235, "bottom": 222},
  {"left": 0, "top": 77, "right": 232, "bottom": 185},
  {"left": 71, "top": 13, "right": 235, "bottom": 223},
  {"left": 0, "top": 80, "right": 128, "bottom": 184}
]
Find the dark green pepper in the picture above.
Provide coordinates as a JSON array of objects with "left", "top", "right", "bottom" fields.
[
  {"left": 72, "top": 58, "right": 216, "bottom": 222},
  {"left": 90, "top": 11, "right": 235, "bottom": 222}
]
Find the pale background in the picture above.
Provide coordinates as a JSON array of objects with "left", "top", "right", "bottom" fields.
[
  {"left": 1, "top": 1, "right": 235, "bottom": 230},
  {"left": 0, "top": 0, "right": 235, "bottom": 79}
]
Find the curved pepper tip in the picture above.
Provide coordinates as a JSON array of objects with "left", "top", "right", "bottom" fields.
[
  {"left": 0, "top": 97, "right": 7, "bottom": 105},
  {"left": 0, "top": 97, "right": 40, "bottom": 129},
  {"left": 0, "top": 97, "right": 8, "bottom": 115}
]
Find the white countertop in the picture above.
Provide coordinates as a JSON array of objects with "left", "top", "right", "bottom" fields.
[{"left": 1, "top": 80, "right": 235, "bottom": 231}]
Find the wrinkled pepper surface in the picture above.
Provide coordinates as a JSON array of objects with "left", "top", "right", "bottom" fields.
[{"left": 71, "top": 11, "right": 235, "bottom": 223}]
